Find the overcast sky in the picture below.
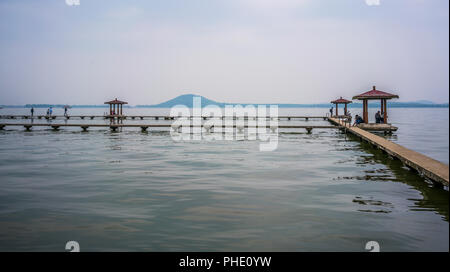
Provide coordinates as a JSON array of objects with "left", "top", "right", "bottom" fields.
[{"left": 0, "top": 0, "right": 448, "bottom": 105}]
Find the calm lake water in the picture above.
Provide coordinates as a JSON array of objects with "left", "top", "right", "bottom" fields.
[{"left": 0, "top": 107, "right": 448, "bottom": 251}]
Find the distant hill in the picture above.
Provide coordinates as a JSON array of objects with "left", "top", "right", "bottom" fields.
[
  {"left": 136, "top": 94, "right": 325, "bottom": 108},
  {"left": 136, "top": 94, "right": 449, "bottom": 108},
  {"left": 136, "top": 94, "right": 226, "bottom": 108},
  {"left": 412, "top": 100, "right": 435, "bottom": 105}
]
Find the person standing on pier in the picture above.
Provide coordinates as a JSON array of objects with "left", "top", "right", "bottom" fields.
[
  {"left": 375, "top": 111, "right": 382, "bottom": 123},
  {"left": 64, "top": 107, "right": 68, "bottom": 117},
  {"left": 30, "top": 107, "right": 34, "bottom": 118},
  {"left": 49, "top": 107, "right": 53, "bottom": 117},
  {"left": 329, "top": 107, "right": 333, "bottom": 117}
]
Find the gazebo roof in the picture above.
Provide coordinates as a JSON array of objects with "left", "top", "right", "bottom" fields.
[
  {"left": 352, "top": 86, "right": 399, "bottom": 100},
  {"left": 331, "top": 97, "right": 352, "bottom": 104},
  {"left": 104, "top": 98, "right": 128, "bottom": 104}
]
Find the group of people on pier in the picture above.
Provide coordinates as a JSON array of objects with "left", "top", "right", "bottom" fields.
[
  {"left": 352, "top": 111, "right": 384, "bottom": 126},
  {"left": 329, "top": 106, "right": 384, "bottom": 126},
  {"left": 29, "top": 106, "right": 69, "bottom": 117},
  {"left": 330, "top": 86, "right": 399, "bottom": 126}
]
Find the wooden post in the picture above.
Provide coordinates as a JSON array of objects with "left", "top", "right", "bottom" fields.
[
  {"left": 384, "top": 99, "right": 387, "bottom": 124},
  {"left": 344, "top": 104, "right": 347, "bottom": 115},
  {"left": 363, "top": 100, "right": 368, "bottom": 124},
  {"left": 380, "top": 99, "right": 384, "bottom": 114},
  {"left": 361, "top": 101, "right": 364, "bottom": 123},
  {"left": 335, "top": 103, "right": 338, "bottom": 116}
]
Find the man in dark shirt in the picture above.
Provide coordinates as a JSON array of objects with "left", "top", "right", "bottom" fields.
[{"left": 375, "top": 111, "right": 382, "bottom": 123}]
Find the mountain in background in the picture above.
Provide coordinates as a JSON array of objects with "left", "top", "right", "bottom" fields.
[
  {"left": 137, "top": 94, "right": 226, "bottom": 108},
  {"left": 411, "top": 100, "right": 435, "bottom": 104},
  {"left": 136, "top": 94, "right": 449, "bottom": 108}
]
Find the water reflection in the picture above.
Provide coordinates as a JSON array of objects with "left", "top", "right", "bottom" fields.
[{"left": 348, "top": 133, "right": 449, "bottom": 221}]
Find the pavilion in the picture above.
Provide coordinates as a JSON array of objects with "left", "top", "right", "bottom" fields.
[
  {"left": 104, "top": 98, "right": 128, "bottom": 117},
  {"left": 352, "top": 86, "right": 399, "bottom": 124},
  {"left": 330, "top": 97, "right": 352, "bottom": 117}
]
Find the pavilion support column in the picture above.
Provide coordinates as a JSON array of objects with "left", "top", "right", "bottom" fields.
[
  {"left": 109, "top": 104, "right": 112, "bottom": 115},
  {"left": 380, "top": 99, "right": 384, "bottom": 115},
  {"left": 335, "top": 104, "right": 338, "bottom": 116},
  {"left": 362, "top": 100, "right": 366, "bottom": 120},
  {"left": 344, "top": 104, "right": 347, "bottom": 115},
  {"left": 121, "top": 104, "right": 123, "bottom": 115},
  {"left": 384, "top": 99, "right": 387, "bottom": 124},
  {"left": 363, "top": 100, "right": 368, "bottom": 124}
]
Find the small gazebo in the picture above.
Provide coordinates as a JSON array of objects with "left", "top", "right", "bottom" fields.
[
  {"left": 104, "top": 98, "right": 128, "bottom": 116},
  {"left": 330, "top": 97, "right": 352, "bottom": 116},
  {"left": 352, "top": 86, "right": 399, "bottom": 124}
]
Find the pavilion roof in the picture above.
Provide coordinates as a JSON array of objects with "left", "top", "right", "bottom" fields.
[
  {"left": 331, "top": 97, "right": 352, "bottom": 104},
  {"left": 104, "top": 98, "right": 128, "bottom": 104},
  {"left": 352, "top": 86, "right": 399, "bottom": 100}
]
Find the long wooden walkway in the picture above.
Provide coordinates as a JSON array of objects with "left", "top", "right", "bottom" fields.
[
  {"left": 0, "top": 123, "right": 338, "bottom": 133},
  {"left": 0, "top": 115, "right": 328, "bottom": 120},
  {"left": 328, "top": 118, "right": 449, "bottom": 186}
]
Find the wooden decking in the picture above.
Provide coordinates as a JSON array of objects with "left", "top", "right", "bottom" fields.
[
  {"left": 0, "top": 123, "right": 338, "bottom": 133},
  {"left": 328, "top": 117, "right": 449, "bottom": 186},
  {"left": 0, "top": 115, "right": 328, "bottom": 120},
  {"left": 1, "top": 116, "right": 447, "bottom": 186}
]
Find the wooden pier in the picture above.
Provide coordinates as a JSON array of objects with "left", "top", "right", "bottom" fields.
[
  {"left": 0, "top": 115, "right": 328, "bottom": 121},
  {"left": 328, "top": 117, "right": 449, "bottom": 186},
  {"left": 0, "top": 123, "right": 338, "bottom": 133},
  {"left": 0, "top": 115, "right": 447, "bottom": 186}
]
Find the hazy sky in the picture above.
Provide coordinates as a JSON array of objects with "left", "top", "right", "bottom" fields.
[{"left": 0, "top": 0, "right": 448, "bottom": 105}]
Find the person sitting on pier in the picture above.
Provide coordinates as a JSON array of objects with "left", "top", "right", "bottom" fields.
[
  {"left": 353, "top": 115, "right": 363, "bottom": 126},
  {"left": 375, "top": 111, "right": 382, "bottom": 123}
]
